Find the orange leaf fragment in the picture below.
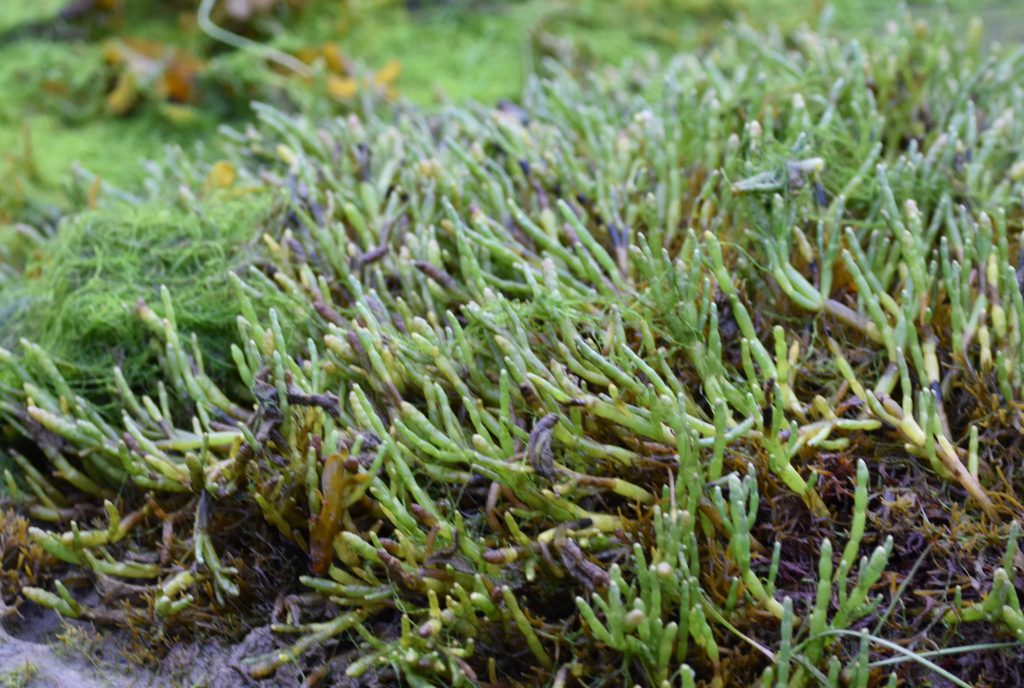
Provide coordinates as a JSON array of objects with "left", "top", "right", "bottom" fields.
[
  {"left": 322, "top": 44, "right": 345, "bottom": 74},
  {"left": 106, "top": 72, "right": 138, "bottom": 116},
  {"left": 374, "top": 60, "right": 401, "bottom": 87},
  {"left": 327, "top": 75, "right": 358, "bottom": 100},
  {"left": 160, "top": 53, "right": 204, "bottom": 103},
  {"left": 87, "top": 176, "right": 102, "bottom": 210},
  {"left": 206, "top": 161, "right": 237, "bottom": 191}
]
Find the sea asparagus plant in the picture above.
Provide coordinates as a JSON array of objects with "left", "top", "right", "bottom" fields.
[{"left": 2, "top": 11, "right": 1024, "bottom": 686}]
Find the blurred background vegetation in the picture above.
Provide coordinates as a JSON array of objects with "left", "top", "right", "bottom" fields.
[{"left": 0, "top": 0, "right": 1020, "bottom": 218}]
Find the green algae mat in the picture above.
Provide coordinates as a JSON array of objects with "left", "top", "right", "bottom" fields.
[{"left": 3, "top": 2, "right": 1024, "bottom": 686}]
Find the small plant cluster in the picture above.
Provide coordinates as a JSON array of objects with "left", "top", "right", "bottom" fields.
[{"left": 2, "top": 12, "right": 1024, "bottom": 687}]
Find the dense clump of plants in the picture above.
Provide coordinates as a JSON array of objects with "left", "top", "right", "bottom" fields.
[
  {"left": 0, "top": 197, "right": 284, "bottom": 399},
  {"left": 2, "top": 13, "right": 1024, "bottom": 687}
]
